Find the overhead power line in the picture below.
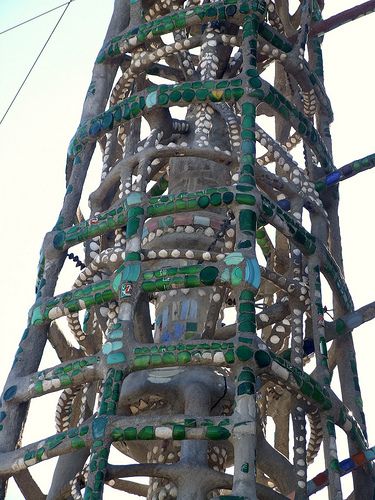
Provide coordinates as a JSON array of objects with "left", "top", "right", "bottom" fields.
[
  {"left": 0, "top": 1, "right": 74, "bottom": 126},
  {"left": 0, "top": 1, "right": 76, "bottom": 36}
]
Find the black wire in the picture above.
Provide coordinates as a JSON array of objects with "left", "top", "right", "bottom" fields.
[
  {"left": 206, "top": 212, "right": 234, "bottom": 253},
  {"left": 0, "top": 1, "right": 73, "bottom": 126},
  {"left": 68, "top": 252, "right": 85, "bottom": 270},
  {"left": 0, "top": 1, "right": 75, "bottom": 35},
  {"left": 255, "top": 302, "right": 265, "bottom": 309},
  {"left": 197, "top": 212, "right": 235, "bottom": 265},
  {"left": 210, "top": 376, "right": 228, "bottom": 411}
]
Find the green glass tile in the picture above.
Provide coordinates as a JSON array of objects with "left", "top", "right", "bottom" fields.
[
  {"left": 172, "top": 424, "right": 186, "bottom": 439},
  {"left": 224, "top": 350, "right": 235, "bottom": 364},
  {"left": 150, "top": 354, "right": 162, "bottom": 366},
  {"left": 203, "top": 80, "right": 215, "bottom": 89},
  {"left": 170, "top": 90, "right": 182, "bottom": 102},
  {"left": 245, "top": 68, "right": 258, "bottom": 78},
  {"left": 239, "top": 209, "right": 256, "bottom": 233},
  {"left": 158, "top": 93, "right": 169, "bottom": 105},
  {"left": 226, "top": 5, "right": 237, "bottom": 16},
  {"left": 222, "top": 191, "right": 234, "bottom": 204},
  {"left": 80, "top": 426, "right": 89, "bottom": 436},
  {"left": 224, "top": 88, "right": 232, "bottom": 100},
  {"left": 162, "top": 352, "right": 176, "bottom": 364},
  {"left": 126, "top": 216, "right": 140, "bottom": 237},
  {"left": 184, "top": 418, "right": 196, "bottom": 427},
  {"left": 71, "top": 436, "right": 86, "bottom": 449},
  {"left": 122, "top": 106, "right": 131, "bottom": 120},
  {"left": 241, "top": 129, "right": 255, "bottom": 140},
  {"left": 238, "top": 320, "right": 254, "bottom": 332},
  {"left": 210, "top": 192, "right": 222, "bottom": 206},
  {"left": 335, "top": 318, "right": 346, "bottom": 334},
  {"left": 238, "top": 240, "right": 252, "bottom": 248},
  {"left": 232, "top": 87, "right": 244, "bottom": 100},
  {"left": 238, "top": 370, "right": 255, "bottom": 383},
  {"left": 241, "top": 140, "right": 255, "bottom": 154},
  {"left": 231, "top": 266, "right": 243, "bottom": 286},
  {"left": 138, "top": 426, "right": 155, "bottom": 440},
  {"left": 301, "top": 380, "right": 314, "bottom": 397},
  {"left": 241, "top": 4, "right": 251, "bottom": 16},
  {"left": 239, "top": 302, "right": 253, "bottom": 313},
  {"left": 298, "top": 122, "right": 307, "bottom": 135},
  {"left": 196, "top": 89, "right": 209, "bottom": 101},
  {"left": 236, "top": 346, "right": 253, "bottom": 361},
  {"left": 125, "top": 252, "right": 141, "bottom": 262},
  {"left": 177, "top": 351, "right": 191, "bottom": 364},
  {"left": 186, "top": 322, "right": 197, "bottom": 331},
  {"left": 231, "top": 78, "right": 242, "bottom": 87},
  {"left": 34, "top": 381, "right": 43, "bottom": 395},
  {"left": 236, "top": 193, "right": 255, "bottom": 205},
  {"left": 248, "top": 87, "right": 263, "bottom": 99},
  {"left": 200, "top": 266, "right": 219, "bottom": 286},
  {"left": 123, "top": 427, "right": 137, "bottom": 440},
  {"left": 240, "top": 290, "right": 254, "bottom": 300},
  {"left": 60, "top": 374, "right": 72, "bottom": 388},
  {"left": 254, "top": 350, "right": 271, "bottom": 367},
  {"left": 326, "top": 418, "right": 336, "bottom": 437},
  {"left": 31, "top": 306, "right": 44, "bottom": 326},
  {"left": 182, "top": 89, "right": 195, "bottom": 102},
  {"left": 185, "top": 275, "right": 201, "bottom": 288},
  {"left": 237, "top": 382, "right": 254, "bottom": 395},
  {"left": 47, "top": 433, "right": 66, "bottom": 450},
  {"left": 216, "top": 80, "right": 229, "bottom": 89},
  {"left": 134, "top": 355, "right": 150, "bottom": 368},
  {"left": 206, "top": 5, "right": 217, "bottom": 17},
  {"left": 206, "top": 426, "right": 230, "bottom": 440},
  {"left": 330, "top": 459, "right": 340, "bottom": 472},
  {"left": 128, "top": 206, "right": 144, "bottom": 217}
]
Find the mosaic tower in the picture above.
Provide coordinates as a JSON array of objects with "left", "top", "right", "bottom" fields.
[{"left": 1, "top": 0, "right": 375, "bottom": 498}]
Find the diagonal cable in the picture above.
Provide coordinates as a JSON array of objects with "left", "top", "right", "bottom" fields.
[
  {"left": 0, "top": 1, "right": 75, "bottom": 36},
  {"left": 0, "top": 0, "right": 73, "bottom": 126}
]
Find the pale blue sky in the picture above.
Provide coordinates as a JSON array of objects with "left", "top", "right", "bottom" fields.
[{"left": 0, "top": 1, "right": 374, "bottom": 498}]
